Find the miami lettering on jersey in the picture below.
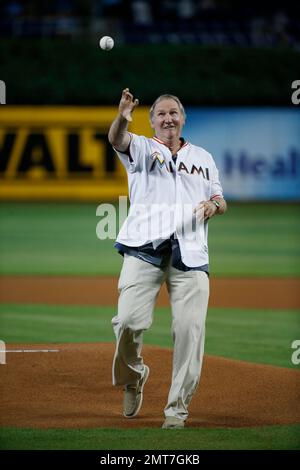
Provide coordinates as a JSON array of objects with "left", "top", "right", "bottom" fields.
[{"left": 150, "top": 154, "right": 210, "bottom": 179}]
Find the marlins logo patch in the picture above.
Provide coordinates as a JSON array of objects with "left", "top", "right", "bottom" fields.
[{"left": 150, "top": 151, "right": 165, "bottom": 171}]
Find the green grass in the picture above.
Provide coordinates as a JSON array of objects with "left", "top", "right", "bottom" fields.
[
  {"left": 1, "top": 304, "right": 299, "bottom": 369},
  {"left": 0, "top": 425, "right": 299, "bottom": 450},
  {"left": 0, "top": 202, "right": 299, "bottom": 276},
  {"left": 0, "top": 203, "right": 121, "bottom": 276}
]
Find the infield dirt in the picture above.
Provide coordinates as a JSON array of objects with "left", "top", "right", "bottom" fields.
[
  {"left": 1, "top": 276, "right": 299, "bottom": 309},
  {"left": 1, "top": 343, "right": 300, "bottom": 429},
  {"left": 1, "top": 275, "right": 299, "bottom": 429}
]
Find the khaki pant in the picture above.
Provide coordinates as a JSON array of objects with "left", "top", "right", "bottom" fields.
[{"left": 112, "top": 254, "right": 209, "bottom": 420}]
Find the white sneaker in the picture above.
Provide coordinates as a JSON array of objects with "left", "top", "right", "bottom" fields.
[
  {"left": 162, "top": 416, "right": 185, "bottom": 429},
  {"left": 123, "top": 365, "right": 150, "bottom": 418}
]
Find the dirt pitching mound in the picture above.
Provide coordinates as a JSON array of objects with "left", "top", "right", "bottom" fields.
[{"left": 1, "top": 343, "right": 299, "bottom": 429}]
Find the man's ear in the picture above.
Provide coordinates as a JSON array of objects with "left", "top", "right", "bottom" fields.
[{"left": 149, "top": 119, "right": 154, "bottom": 129}]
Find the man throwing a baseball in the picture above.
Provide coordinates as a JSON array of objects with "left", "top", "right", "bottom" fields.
[{"left": 108, "top": 88, "right": 227, "bottom": 429}]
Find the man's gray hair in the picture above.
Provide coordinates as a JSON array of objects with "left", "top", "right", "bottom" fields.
[{"left": 149, "top": 94, "right": 186, "bottom": 123}]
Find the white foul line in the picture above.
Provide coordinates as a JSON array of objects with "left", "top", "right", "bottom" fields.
[{"left": 3, "top": 349, "right": 60, "bottom": 353}]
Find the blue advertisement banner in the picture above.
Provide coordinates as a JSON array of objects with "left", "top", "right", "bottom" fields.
[{"left": 185, "top": 108, "right": 300, "bottom": 200}]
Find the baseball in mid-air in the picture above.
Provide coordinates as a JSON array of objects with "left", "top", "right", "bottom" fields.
[{"left": 99, "top": 36, "right": 114, "bottom": 51}]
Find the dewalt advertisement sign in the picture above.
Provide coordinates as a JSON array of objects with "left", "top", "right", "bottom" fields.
[{"left": 0, "top": 107, "right": 152, "bottom": 201}]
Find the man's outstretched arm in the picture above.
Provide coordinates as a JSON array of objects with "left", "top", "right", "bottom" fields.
[{"left": 108, "top": 88, "right": 139, "bottom": 152}]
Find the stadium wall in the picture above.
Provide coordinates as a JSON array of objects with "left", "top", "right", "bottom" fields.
[{"left": 0, "top": 106, "right": 299, "bottom": 201}]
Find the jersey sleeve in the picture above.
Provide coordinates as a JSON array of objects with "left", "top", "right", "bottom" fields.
[
  {"left": 114, "top": 133, "right": 147, "bottom": 173},
  {"left": 210, "top": 158, "right": 224, "bottom": 200}
]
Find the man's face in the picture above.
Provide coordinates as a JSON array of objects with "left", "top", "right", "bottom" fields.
[{"left": 151, "top": 99, "right": 185, "bottom": 141}]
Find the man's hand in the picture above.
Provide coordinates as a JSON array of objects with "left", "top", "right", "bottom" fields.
[
  {"left": 194, "top": 200, "right": 218, "bottom": 221},
  {"left": 108, "top": 88, "right": 139, "bottom": 150},
  {"left": 119, "top": 88, "right": 139, "bottom": 122}
]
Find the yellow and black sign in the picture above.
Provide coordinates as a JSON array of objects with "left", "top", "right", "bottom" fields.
[{"left": 0, "top": 107, "right": 152, "bottom": 201}]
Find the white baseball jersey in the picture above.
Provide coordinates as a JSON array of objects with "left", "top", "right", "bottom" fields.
[{"left": 115, "top": 134, "right": 223, "bottom": 267}]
